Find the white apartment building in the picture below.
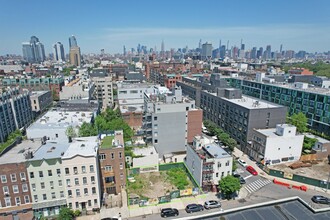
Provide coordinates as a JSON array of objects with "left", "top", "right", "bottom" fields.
[
  {"left": 91, "top": 75, "right": 113, "bottom": 110},
  {"left": 185, "top": 135, "right": 232, "bottom": 192},
  {"left": 251, "top": 124, "right": 304, "bottom": 165},
  {"left": 60, "top": 78, "right": 95, "bottom": 100},
  {"left": 62, "top": 136, "right": 101, "bottom": 211}
]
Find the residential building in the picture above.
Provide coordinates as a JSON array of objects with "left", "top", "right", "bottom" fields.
[
  {"left": 22, "top": 36, "right": 46, "bottom": 63},
  {"left": 142, "top": 86, "right": 203, "bottom": 157},
  {"left": 62, "top": 137, "right": 101, "bottom": 211},
  {"left": 307, "top": 134, "right": 330, "bottom": 160},
  {"left": 90, "top": 74, "right": 113, "bottom": 110},
  {"left": 26, "top": 141, "right": 70, "bottom": 218},
  {"left": 30, "top": 91, "right": 52, "bottom": 116},
  {"left": 288, "top": 68, "right": 313, "bottom": 75},
  {"left": 185, "top": 135, "right": 232, "bottom": 192},
  {"left": 59, "top": 77, "right": 95, "bottom": 100},
  {"left": 53, "top": 42, "right": 65, "bottom": 62},
  {"left": 229, "top": 78, "right": 330, "bottom": 135},
  {"left": 250, "top": 124, "right": 304, "bottom": 165},
  {"left": 98, "top": 131, "right": 126, "bottom": 195},
  {"left": 0, "top": 139, "right": 42, "bottom": 220},
  {"left": 0, "top": 87, "right": 33, "bottom": 143},
  {"left": 69, "top": 47, "right": 81, "bottom": 66}
]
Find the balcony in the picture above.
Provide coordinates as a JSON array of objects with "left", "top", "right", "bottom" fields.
[
  {"left": 202, "top": 169, "right": 214, "bottom": 174},
  {"left": 203, "top": 161, "right": 214, "bottom": 165}
]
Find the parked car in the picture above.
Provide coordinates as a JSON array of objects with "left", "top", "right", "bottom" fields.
[
  {"left": 238, "top": 159, "right": 247, "bottom": 167},
  {"left": 232, "top": 171, "right": 240, "bottom": 178},
  {"left": 185, "top": 204, "right": 204, "bottom": 213},
  {"left": 246, "top": 166, "right": 258, "bottom": 175},
  {"left": 311, "top": 196, "right": 330, "bottom": 204},
  {"left": 160, "top": 208, "right": 179, "bottom": 217},
  {"left": 204, "top": 200, "right": 221, "bottom": 209},
  {"left": 239, "top": 176, "right": 246, "bottom": 184}
]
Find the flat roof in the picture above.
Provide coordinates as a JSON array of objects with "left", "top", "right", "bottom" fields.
[
  {"left": 202, "top": 143, "right": 231, "bottom": 159},
  {"left": 30, "top": 91, "right": 49, "bottom": 97},
  {"left": 0, "top": 140, "right": 42, "bottom": 165},
  {"left": 306, "top": 134, "right": 330, "bottom": 144},
  {"left": 133, "top": 146, "right": 158, "bottom": 156},
  {"left": 30, "top": 140, "right": 70, "bottom": 160},
  {"left": 27, "top": 109, "right": 93, "bottom": 130},
  {"left": 62, "top": 136, "right": 99, "bottom": 159}
]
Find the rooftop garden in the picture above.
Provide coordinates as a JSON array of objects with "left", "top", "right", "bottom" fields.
[{"left": 100, "top": 136, "right": 115, "bottom": 149}]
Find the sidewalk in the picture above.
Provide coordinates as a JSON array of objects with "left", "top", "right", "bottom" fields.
[{"left": 232, "top": 148, "right": 330, "bottom": 195}]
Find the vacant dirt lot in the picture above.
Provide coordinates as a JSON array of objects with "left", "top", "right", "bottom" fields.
[{"left": 271, "top": 158, "right": 330, "bottom": 180}]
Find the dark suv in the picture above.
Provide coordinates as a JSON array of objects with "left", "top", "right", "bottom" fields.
[
  {"left": 311, "top": 195, "right": 330, "bottom": 204},
  {"left": 185, "top": 204, "right": 204, "bottom": 213},
  {"left": 160, "top": 208, "right": 179, "bottom": 217}
]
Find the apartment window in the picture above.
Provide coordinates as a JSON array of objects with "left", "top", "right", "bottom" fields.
[
  {"left": 56, "top": 169, "right": 61, "bottom": 175},
  {"left": 31, "top": 183, "right": 36, "bottom": 191},
  {"left": 225, "top": 160, "right": 230, "bottom": 166},
  {"left": 84, "top": 188, "right": 88, "bottom": 195},
  {"left": 1, "top": 175, "right": 7, "bottom": 183},
  {"left": 22, "top": 184, "right": 28, "bottom": 192},
  {"left": 20, "top": 172, "right": 26, "bottom": 180},
  {"left": 91, "top": 176, "right": 95, "bottom": 183},
  {"left": 33, "top": 195, "right": 38, "bottom": 202},
  {"left": 154, "top": 124, "right": 158, "bottom": 129},
  {"left": 221, "top": 172, "right": 224, "bottom": 177},
  {"left": 58, "top": 180, "right": 63, "bottom": 187},
  {"left": 90, "top": 165, "right": 95, "bottom": 172},
  {"left": 12, "top": 185, "right": 19, "bottom": 194},
  {"left": 68, "top": 190, "right": 72, "bottom": 197},
  {"left": 24, "top": 195, "right": 30, "bottom": 203},
  {"left": 73, "top": 167, "right": 78, "bottom": 174},
  {"left": 217, "top": 162, "right": 221, "bottom": 168},
  {"left": 68, "top": 203, "right": 72, "bottom": 208},
  {"left": 76, "top": 189, "right": 81, "bottom": 197},
  {"left": 29, "top": 172, "right": 35, "bottom": 179},
  {"left": 65, "top": 168, "right": 70, "bottom": 175},
  {"left": 50, "top": 181, "right": 54, "bottom": 188},
  {"left": 216, "top": 173, "right": 219, "bottom": 177},
  {"left": 120, "top": 173, "right": 124, "bottom": 180},
  {"left": 5, "top": 198, "right": 11, "bottom": 207},
  {"left": 66, "top": 179, "right": 71, "bottom": 186},
  {"left": 40, "top": 182, "right": 45, "bottom": 189},
  {"left": 60, "top": 191, "right": 64, "bottom": 198},
  {"left": 94, "top": 199, "right": 98, "bottom": 205},
  {"left": 76, "top": 202, "right": 79, "bottom": 209},
  {"left": 88, "top": 200, "right": 92, "bottom": 207},
  {"left": 111, "top": 153, "right": 114, "bottom": 159},
  {"left": 74, "top": 178, "right": 79, "bottom": 185},
  {"left": 11, "top": 173, "right": 17, "bottom": 182},
  {"left": 105, "top": 166, "right": 112, "bottom": 171},
  {"left": 39, "top": 171, "right": 43, "bottom": 178},
  {"left": 82, "top": 166, "right": 86, "bottom": 173},
  {"left": 119, "top": 152, "right": 122, "bottom": 159},
  {"left": 92, "top": 187, "right": 96, "bottom": 194},
  {"left": 51, "top": 192, "right": 56, "bottom": 199},
  {"left": 83, "top": 177, "right": 87, "bottom": 185},
  {"left": 43, "top": 194, "right": 47, "bottom": 200},
  {"left": 15, "top": 197, "right": 20, "bottom": 205},
  {"left": 55, "top": 134, "right": 58, "bottom": 138},
  {"left": 120, "top": 163, "right": 123, "bottom": 169},
  {"left": 99, "top": 154, "right": 106, "bottom": 160},
  {"left": 154, "top": 139, "right": 158, "bottom": 144},
  {"left": 105, "top": 176, "right": 114, "bottom": 183},
  {"left": 48, "top": 170, "right": 52, "bottom": 177},
  {"left": 154, "top": 116, "right": 157, "bottom": 121},
  {"left": 3, "top": 186, "right": 9, "bottom": 194}
]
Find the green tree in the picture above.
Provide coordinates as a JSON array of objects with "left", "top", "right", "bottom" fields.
[
  {"left": 226, "top": 138, "right": 237, "bottom": 151},
  {"left": 303, "top": 136, "right": 317, "bottom": 151},
  {"left": 73, "top": 209, "right": 81, "bottom": 217},
  {"left": 218, "top": 175, "right": 241, "bottom": 199},
  {"left": 288, "top": 112, "right": 308, "bottom": 133},
  {"left": 232, "top": 160, "right": 237, "bottom": 172},
  {"left": 79, "top": 122, "right": 97, "bottom": 137},
  {"left": 58, "top": 207, "right": 74, "bottom": 220},
  {"left": 65, "top": 126, "right": 77, "bottom": 139}
]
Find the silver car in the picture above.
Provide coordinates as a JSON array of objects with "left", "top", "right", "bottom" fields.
[{"left": 204, "top": 200, "right": 221, "bottom": 209}]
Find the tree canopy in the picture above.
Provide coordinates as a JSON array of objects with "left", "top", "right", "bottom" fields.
[
  {"left": 287, "top": 112, "right": 308, "bottom": 133},
  {"left": 282, "top": 61, "right": 330, "bottom": 77},
  {"left": 218, "top": 175, "right": 241, "bottom": 199},
  {"left": 58, "top": 207, "right": 74, "bottom": 220}
]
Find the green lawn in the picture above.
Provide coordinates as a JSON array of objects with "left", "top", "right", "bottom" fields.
[{"left": 101, "top": 136, "right": 115, "bottom": 149}]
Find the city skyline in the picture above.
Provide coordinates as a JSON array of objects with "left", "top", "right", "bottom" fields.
[{"left": 1, "top": 0, "right": 329, "bottom": 55}]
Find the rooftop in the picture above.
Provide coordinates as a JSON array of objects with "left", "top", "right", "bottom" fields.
[
  {"left": 30, "top": 91, "right": 50, "bottom": 98},
  {"left": 0, "top": 140, "right": 42, "bottom": 165},
  {"left": 133, "top": 146, "right": 158, "bottom": 156},
  {"left": 100, "top": 136, "right": 115, "bottom": 149},
  {"left": 195, "top": 143, "right": 231, "bottom": 160},
  {"left": 62, "top": 136, "right": 99, "bottom": 159},
  {"left": 31, "top": 140, "right": 70, "bottom": 160}
]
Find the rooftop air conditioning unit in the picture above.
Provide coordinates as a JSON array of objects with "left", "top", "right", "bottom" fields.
[{"left": 5, "top": 192, "right": 9, "bottom": 196}]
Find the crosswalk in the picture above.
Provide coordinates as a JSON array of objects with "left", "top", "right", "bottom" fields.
[{"left": 244, "top": 179, "right": 272, "bottom": 194}]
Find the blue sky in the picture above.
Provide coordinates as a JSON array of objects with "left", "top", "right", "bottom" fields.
[{"left": 1, "top": 0, "right": 329, "bottom": 55}]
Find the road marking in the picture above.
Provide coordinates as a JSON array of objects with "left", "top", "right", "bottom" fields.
[
  {"left": 244, "top": 175, "right": 252, "bottom": 180},
  {"left": 244, "top": 179, "right": 272, "bottom": 194}
]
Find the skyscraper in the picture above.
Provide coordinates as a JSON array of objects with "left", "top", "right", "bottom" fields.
[
  {"left": 69, "top": 47, "right": 81, "bottom": 66},
  {"left": 69, "top": 35, "right": 78, "bottom": 48},
  {"left": 201, "top": 42, "right": 212, "bottom": 60},
  {"left": 265, "top": 45, "right": 271, "bottom": 60},
  {"left": 251, "top": 47, "right": 257, "bottom": 59},
  {"left": 161, "top": 40, "right": 165, "bottom": 59},
  {"left": 123, "top": 45, "right": 126, "bottom": 56},
  {"left": 22, "top": 36, "right": 46, "bottom": 63},
  {"left": 53, "top": 42, "right": 65, "bottom": 62}
]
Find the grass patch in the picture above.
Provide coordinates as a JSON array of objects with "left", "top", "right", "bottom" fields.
[
  {"left": 166, "top": 168, "right": 190, "bottom": 190},
  {"left": 101, "top": 136, "right": 114, "bottom": 149}
]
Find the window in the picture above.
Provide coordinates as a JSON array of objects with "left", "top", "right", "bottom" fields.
[
  {"left": 105, "top": 166, "right": 112, "bottom": 171},
  {"left": 60, "top": 191, "right": 64, "bottom": 198},
  {"left": 33, "top": 195, "right": 38, "bottom": 202},
  {"left": 119, "top": 152, "right": 122, "bottom": 159},
  {"left": 55, "top": 133, "right": 58, "bottom": 138},
  {"left": 94, "top": 199, "right": 98, "bottom": 205},
  {"left": 40, "top": 182, "right": 45, "bottom": 189},
  {"left": 30, "top": 172, "right": 34, "bottom": 179},
  {"left": 120, "top": 163, "right": 123, "bottom": 169},
  {"left": 75, "top": 178, "right": 79, "bottom": 185},
  {"left": 1, "top": 175, "right": 7, "bottom": 183},
  {"left": 66, "top": 179, "right": 71, "bottom": 186},
  {"left": 88, "top": 200, "right": 92, "bottom": 207},
  {"left": 154, "top": 116, "right": 157, "bottom": 121},
  {"left": 105, "top": 176, "right": 114, "bottom": 183},
  {"left": 3, "top": 186, "right": 9, "bottom": 194},
  {"left": 91, "top": 176, "right": 95, "bottom": 183},
  {"left": 221, "top": 172, "right": 224, "bottom": 177},
  {"left": 82, "top": 166, "right": 86, "bottom": 173},
  {"left": 83, "top": 177, "right": 87, "bottom": 185},
  {"left": 51, "top": 192, "right": 56, "bottom": 199},
  {"left": 11, "top": 173, "right": 17, "bottom": 182},
  {"left": 50, "top": 181, "right": 54, "bottom": 188},
  {"left": 39, "top": 171, "right": 43, "bottom": 178},
  {"left": 99, "top": 154, "right": 106, "bottom": 160},
  {"left": 68, "top": 190, "right": 72, "bottom": 197},
  {"left": 76, "top": 189, "right": 80, "bottom": 197},
  {"left": 216, "top": 173, "right": 219, "bottom": 177},
  {"left": 217, "top": 162, "right": 221, "bottom": 168},
  {"left": 43, "top": 194, "right": 47, "bottom": 200},
  {"left": 15, "top": 197, "right": 20, "bottom": 205},
  {"left": 154, "top": 139, "right": 158, "bottom": 144},
  {"left": 225, "top": 160, "right": 230, "bottom": 166},
  {"left": 65, "top": 168, "right": 70, "bottom": 175},
  {"left": 90, "top": 165, "right": 95, "bottom": 172},
  {"left": 13, "top": 185, "right": 19, "bottom": 193},
  {"left": 111, "top": 153, "right": 114, "bottom": 159},
  {"left": 120, "top": 173, "right": 124, "bottom": 180},
  {"left": 5, "top": 198, "right": 11, "bottom": 207},
  {"left": 22, "top": 184, "right": 28, "bottom": 192},
  {"left": 31, "top": 183, "right": 36, "bottom": 191},
  {"left": 84, "top": 188, "right": 88, "bottom": 195},
  {"left": 92, "top": 187, "right": 96, "bottom": 194},
  {"left": 48, "top": 170, "right": 52, "bottom": 176},
  {"left": 56, "top": 169, "right": 61, "bottom": 175},
  {"left": 20, "top": 172, "right": 26, "bottom": 180},
  {"left": 68, "top": 203, "right": 72, "bottom": 208},
  {"left": 76, "top": 202, "right": 79, "bottom": 209},
  {"left": 73, "top": 167, "right": 78, "bottom": 174},
  {"left": 24, "top": 195, "right": 30, "bottom": 203}
]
